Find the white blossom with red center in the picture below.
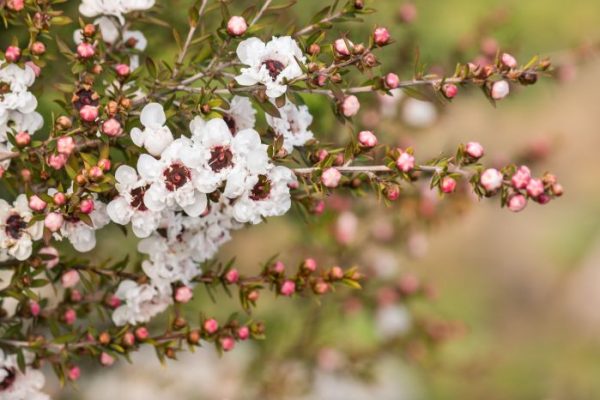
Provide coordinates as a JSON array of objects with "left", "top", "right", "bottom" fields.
[
  {"left": 219, "top": 96, "right": 256, "bottom": 135},
  {"left": 79, "top": 0, "right": 156, "bottom": 24},
  {"left": 235, "top": 36, "right": 306, "bottom": 98},
  {"left": 266, "top": 99, "right": 314, "bottom": 153},
  {"left": 0, "top": 195, "right": 43, "bottom": 261},
  {"left": 0, "top": 350, "right": 49, "bottom": 400},
  {"left": 111, "top": 279, "right": 172, "bottom": 326}
]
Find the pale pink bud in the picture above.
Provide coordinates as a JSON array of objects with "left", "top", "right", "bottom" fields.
[
  {"left": 122, "top": 332, "right": 136, "bottom": 346},
  {"left": 303, "top": 258, "right": 317, "bottom": 272},
  {"left": 507, "top": 194, "right": 527, "bottom": 212},
  {"left": 443, "top": 83, "right": 458, "bottom": 98},
  {"left": 491, "top": 80, "right": 510, "bottom": 100},
  {"left": 79, "top": 198, "right": 95, "bottom": 214},
  {"left": 384, "top": 73, "right": 400, "bottom": 89},
  {"left": 76, "top": 42, "right": 95, "bottom": 59},
  {"left": 272, "top": 261, "right": 285, "bottom": 274},
  {"left": 25, "top": 61, "right": 41, "bottom": 77},
  {"left": 102, "top": 118, "right": 122, "bottom": 137},
  {"left": 440, "top": 176, "right": 457, "bottom": 193},
  {"left": 5, "top": 46, "right": 21, "bottom": 63},
  {"left": 114, "top": 63, "right": 130, "bottom": 77},
  {"left": 358, "top": 130, "right": 378, "bottom": 147},
  {"left": 20, "top": 168, "right": 31, "bottom": 181},
  {"left": 373, "top": 27, "right": 391, "bottom": 46},
  {"left": 6, "top": 0, "right": 24, "bottom": 11},
  {"left": 526, "top": 178, "right": 544, "bottom": 198},
  {"left": 321, "top": 167, "right": 342, "bottom": 188},
  {"left": 465, "top": 141, "right": 484, "bottom": 159},
  {"left": 204, "top": 319, "right": 219, "bottom": 334},
  {"left": 106, "top": 294, "right": 120, "bottom": 308},
  {"left": 79, "top": 105, "right": 98, "bottom": 122},
  {"left": 334, "top": 38, "right": 352, "bottom": 56},
  {"left": 225, "top": 268, "right": 239, "bottom": 284},
  {"left": 30, "top": 301, "right": 41, "bottom": 317},
  {"left": 501, "top": 53, "right": 518, "bottom": 69},
  {"left": 98, "top": 158, "right": 111, "bottom": 171},
  {"left": 220, "top": 336, "right": 235, "bottom": 352},
  {"left": 247, "top": 290, "right": 260, "bottom": 302},
  {"left": 70, "top": 290, "right": 83, "bottom": 302},
  {"left": 386, "top": 185, "right": 400, "bottom": 201},
  {"left": 61, "top": 270, "right": 80, "bottom": 288},
  {"left": 341, "top": 95, "right": 360, "bottom": 117},
  {"left": 174, "top": 286, "right": 193, "bottom": 303},
  {"left": 480, "top": 168, "right": 503, "bottom": 192},
  {"left": 100, "top": 352, "right": 114, "bottom": 366},
  {"left": 511, "top": 166, "right": 531, "bottom": 189},
  {"left": 28, "top": 195, "right": 46, "bottom": 212},
  {"left": 68, "top": 366, "right": 81, "bottom": 381},
  {"left": 64, "top": 308, "right": 77, "bottom": 325},
  {"left": 135, "top": 327, "right": 149, "bottom": 340},
  {"left": 47, "top": 153, "right": 67, "bottom": 170},
  {"left": 399, "top": 274, "right": 420, "bottom": 295},
  {"left": 44, "top": 212, "right": 64, "bottom": 232},
  {"left": 396, "top": 152, "right": 415, "bottom": 172},
  {"left": 39, "top": 246, "right": 59, "bottom": 269},
  {"left": 237, "top": 326, "right": 250, "bottom": 341},
  {"left": 280, "top": 280, "right": 296, "bottom": 296},
  {"left": 57, "top": 136, "right": 75, "bottom": 155},
  {"left": 15, "top": 131, "right": 30, "bottom": 147},
  {"left": 316, "top": 149, "right": 329, "bottom": 162},
  {"left": 227, "top": 16, "right": 247, "bottom": 36},
  {"left": 53, "top": 192, "right": 67, "bottom": 206},
  {"left": 330, "top": 266, "right": 344, "bottom": 280},
  {"left": 398, "top": 3, "right": 417, "bottom": 23},
  {"left": 314, "top": 280, "right": 329, "bottom": 294},
  {"left": 312, "top": 200, "right": 325, "bottom": 215},
  {"left": 89, "top": 166, "right": 103, "bottom": 179},
  {"left": 536, "top": 193, "right": 551, "bottom": 205},
  {"left": 31, "top": 41, "right": 46, "bottom": 55}
]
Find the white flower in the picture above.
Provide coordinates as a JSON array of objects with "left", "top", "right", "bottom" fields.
[
  {"left": 0, "top": 350, "right": 49, "bottom": 400},
  {"left": 0, "top": 195, "right": 43, "bottom": 261},
  {"left": 79, "top": 0, "right": 155, "bottom": 24},
  {"left": 137, "top": 138, "right": 207, "bottom": 217},
  {"left": 235, "top": 36, "right": 305, "bottom": 98},
  {"left": 190, "top": 118, "right": 269, "bottom": 198},
  {"left": 107, "top": 165, "right": 162, "bottom": 238},
  {"left": 375, "top": 305, "right": 412, "bottom": 340},
  {"left": 0, "top": 110, "right": 43, "bottom": 142},
  {"left": 377, "top": 89, "right": 403, "bottom": 118},
  {"left": 130, "top": 103, "right": 174, "bottom": 156},
  {"left": 0, "top": 64, "right": 38, "bottom": 115},
  {"left": 112, "top": 280, "right": 172, "bottom": 326},
  {"left": 218, "top": 96, "right": 256, "bottom": 134},
  {"left": 232, "top": 165, "right": 296, "bottom": 224},
  {"left": 266, "top": 99, "right": 314, "bottom": 152},
  {"left": 401, "top": 98, "right": 437, "bottom": 128}
]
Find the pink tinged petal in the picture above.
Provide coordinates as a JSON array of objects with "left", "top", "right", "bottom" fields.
[{"left": 140, "top": 103, "right": 166, "bottom": 128}]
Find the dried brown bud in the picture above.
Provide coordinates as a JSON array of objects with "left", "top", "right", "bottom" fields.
[
  {"left": 106, "top": 101, "right": 118, "bottom": 116},
  {"left": 173, "top": 316, "right": 187, "bottom": 330},
  {"left": 56, "top": 116, "right": 73, "bottom": 130},
  {"left": 201, "top": 104, "right": 211, "bottom": 114},
  {"left": 354, "top": 0, "right": 364, "bottom": 9},
  {"left": 330, "top": 73, "right": 342, "bottom": 83},
  {"left": 353, "top": 43, "right": 366, "bottom": 54},
  {"left": 308, "top": 43, "right": 321, "bottom": 56},
  {"left": 91, "top": 64, "right": 103, "bottom": 75},
  {"left": 165, "top": 347, "right": 176, "bottom": 359},
  {"left": 75, "top": 174, "right": 87, "bottom": 185},
  {"left": 120, "top": 98, "right": 131, "bottom": 109},
  {"left": 519, "top": 71, "right": 538, "bottom": 85},
  {"left": 308, "top": 62, "right": 320, "bottom": 73},
  {"left": 363, "top": 53, "right": 378, "bottom": 67},
  {"left": 83, "top": 24, "right": 96, "bottom": 37},
  {"left": 188, "top": 329, "right": 201, "bottom": 344},
  {"left": 98, "top": 332, "right": 111, "bottom": 345}
]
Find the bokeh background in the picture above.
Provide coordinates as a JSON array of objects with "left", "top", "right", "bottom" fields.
[{"left": 5, "top": 0, "right": 600, "bottom": 399}]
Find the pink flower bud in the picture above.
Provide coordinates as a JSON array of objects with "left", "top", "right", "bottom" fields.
[
  {"left": 68, "top": 366, "right": 81, "bottom": 381},
  {"left": 396, "top": 151, "right": 415, "bottom": 172},
  {"left": 64, "top": 308, "right": 77, "bottom": 325},
  {"left": 47, "top": 153, "right": 68, "bottom": 170},
  {"left": 100, "top": 352, "right": 114, "bottom": 366},
  {"left": 57, "top": 136, "right": 75, "bottom": 155},
  {"left": 465, "top": 141, "right": 484, "bottom": 159},
  {"left": 386, "top": 185, "right": 400, "bottom": 201},
  {"left": 15, "top": 131, "right": 30, "bottom": 147},
  {"left": 399, "top": 274, "right": 420, "bottom": 295},
  {"left": 89, "top": 166, "right": 103, "bottom": 179},
  {"left": 280, "top": 280, "right": 296, "bottom": 296},
  {"left": 20, "top": 168, "right": 31, "bottom": 181},
  {"left": 501, "top": 53, "right": 518, "bottom": 69},
  {"left": 536, "top": 193, "right": 551, "bottom": 204},
  {"left": 358, "top": 130, "right": 378, "bottom": 148},
  {"left": 398, "top": 3, "right": 417, "bottom": 23},
  {"left": 31, "top": 41, "right": 46, "bottom": 55},
  {"left": 135, "top": 327, "right": 149, "bottom": 340},
  {"left": 79, "top": 198, "right": 95, "bottom": 214},
  {"left": 373, "top": 27, "right": 391, "bottom": 46},
  {"left": 316, "top": 149, "right": 329, "bottom": 162},
  {"left": 174, "top": 286, "right": 193, "bottom": 303},
  {"left": 5, "top": 46, "right": 21, "bottom": 63},
  {"left": 440, "top": 176, "right": 457, "bottom": 193},
  {"left": 53, "top": 192, "right": 67, "bottom": 206},
  {"left": 102, "top": 118, "right": 122, "bottom": 137},
  {"left": 114, "top": 63, "right": 130, "bottom": 77},
  {"left": 61, "top": 270, "right": 80, "bottom": 288},
  {"left": 247, "top": 290, "right": 260, "bottom": 302},
  {"left": 98, "top": 158, "right": 111, "bottom": 171},
  {"left": 491, "top": 80, "right": 510, "bottom": 100},
  {"left": 25, "top": 61, "right": 41, "bottom": 77},
  {"left": 511, "top": 166, "right": 531, "bottom": 189},
  {"left": 330, "top": 266, "right": 344, "bottom": 280},
  {"left": 526, "top": 178, "right": 544, "bottom": 198},
  {"left": 28, "top": 195, "right": 47, "bottom": 212},
  {"left": 44, "top": 212, "right": 64, "bottom": 232},
  {"left": 507, "top": 194, "right": 527, "bottom": 212},
  {"left": 237, "top": 326, "right": 250, "bottom": 341},
  {"left": 76, "top": 42, "right": 95, "bottom": 59},
  {"left": 321, "top": 167, "right": 342, "bottom": 188},
  {"left": 272, "top": 261, "right": 285, "bottom": 274},
  {"left": 341, "top": 95, "right": 360, "bottom": 117},
  {"left": 6, "top": 0, "right": 24, "bottom": 11},
  {"left": 79, "top": 105, "right": 98, "bottom": 122},
  {"left": 71, "top": 290, "right": 83, "bottom": 302},
  {"left": 443, "top": 83, "right": 458, "bottom": 99},
  {"left": 106, "top": 294, "right": 120, "bottom": 308},
  {"left": 480, "top": 168, "right": 503, "bottom": 192},
  {"left": 312, "top": 199, "right": 325, "bottom": 215},
  {"left": 122, "top": 332, "right": 136, "bottom": 346},
  {"left": 227, "top": 16, "right": 247, "bottom": 36},
  {"left": 384, "top": 73, "right": 400, "bottom": 89},
  {"left": 334, "top": 38, "right": 352, "bottom": 56},
  {"left": 225, "top": 268, "right": 239, "bottom": 284},
  {"left": 39, "top": 246, "right": 59, "bottom": 269},
  {"left": 203, "top": 318, "right": 219, "bottom": 334},
  {"left": 30, "top": 301, "right": 40, "bottom": 317},
  {"left": 220, "top": 336, "right": 235, "bottom": 352},
  {"left": 303, "top": 258, "right": 317, "bottom": 272},
  {"left": 314, "top": 280, "right": 329, "bottom": 294}
]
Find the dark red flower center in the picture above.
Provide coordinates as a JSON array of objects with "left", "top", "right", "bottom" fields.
[
  {"left": 130, "top": 185, "right": 150, "bottom": 211},
  {"left": 222, "top": 114, "right": 237, "bottom": 135},
  {"left": 209, "top": 146, "right": 234, "bottom": 172},
  {"left": 262, "top": 59, "right": 285, "bottom": 80},
  {"left": 72, "top": 89, "right": 99, "bottom": 111},
  {"left": 163, "top": 163, "right": 191, "bottom": 192},
  {"left": 0, "top": 367, "right": 16, "bottom": 391},
  {"left": 5, "top": 214, "right": 26, "bottom": 240},
  {"left": 249, "top": 175, "right": 272, "bottom": 201}
]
